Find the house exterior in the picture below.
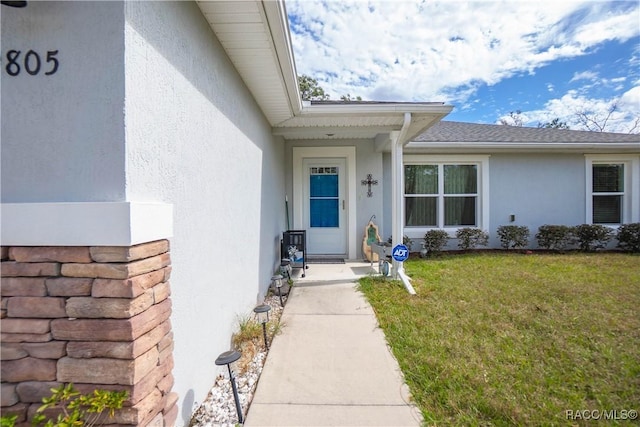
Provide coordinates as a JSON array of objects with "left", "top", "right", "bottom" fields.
[
  {"left": 1, "top": 1, "right": 638, "bottom": 426},
  {"left": 1, "top": 1, "right": 449, "bottom": 425},
  {"left": 396, "top": 121, "right": 640, "bottom": 250}
]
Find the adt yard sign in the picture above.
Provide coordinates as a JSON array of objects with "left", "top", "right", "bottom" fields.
[{"left": 392, "top": 244, "right": 409, "bottom": 262}]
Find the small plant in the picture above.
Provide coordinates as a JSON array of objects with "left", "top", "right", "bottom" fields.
[
  {"left": 423, "top": 230, "right": 449, "bottom": 254},
  {"left": 496, "top": 225, "right": 530, "bottom": 249},
  {"left": 573, "top": 224, "right": 614, "bottom": 252},
  {"left": 387, "top": 235, "right": 414, "bottom": 249},
  {"left": 455, "top": 228, "right": 489, "bottom": 251},
  {"left": 31, "top": 383, "right": 127, "bottom": 427},
  {"left": 0, "top": 415, "right": 17, "bottom": 427},
  {"left": 535, "top": 225, "right": 575, "bottom": 251},
  {"left": 617, "top": 223, "right": 640, "bottom": 253},
  {"left": 232, "top": 309, "right": 283, "bottom": 373},
  {"left": 233, "top": 315, "right": 264, "bottom": 347}
]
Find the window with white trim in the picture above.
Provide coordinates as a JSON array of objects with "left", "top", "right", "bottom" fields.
[
  {"left": 404, "top": 156, "right": 489, "bottom": 229},
  {"left": 591, "top": 163, "right": 624, "bottom": 224},
  {"left": 586, "top": 155, "right": 640, "bottom": 225}
]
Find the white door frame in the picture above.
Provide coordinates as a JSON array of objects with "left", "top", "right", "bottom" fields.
[
  {"left": 293, "top": 146, "right": 357, "bottom": 259},
  {"left": 303, "top": 158, "right": 347, "bottom": 255}
]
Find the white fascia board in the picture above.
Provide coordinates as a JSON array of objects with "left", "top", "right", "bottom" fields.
[
  {"left": 272, "top": 126, "right": 396, "bottom": 139},
  {"left": 262, "top": 0, "right": 303, "bottom": 116},
  {"left": 406, "top": 141, "right": 640, "bottom": 152},
  {"left": 403, "top": 113, "right": 450, "bottom": 144},
  {"left": 299, "top": 103, "right": 452, "bottom": 116},
  {"left": 1, "top": 202, "right": 173, "bottom": 247}
]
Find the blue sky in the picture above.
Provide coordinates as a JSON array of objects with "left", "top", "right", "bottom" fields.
[{"left": 287, "top": 0, "right": 640, "bottom": 133}]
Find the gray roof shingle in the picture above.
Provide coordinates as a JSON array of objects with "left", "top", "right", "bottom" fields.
[{"left": 415, "top": 121, "right": 640, "bottom": 143}]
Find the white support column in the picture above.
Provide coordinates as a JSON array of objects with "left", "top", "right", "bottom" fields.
[
  {"left": 390, "top": 131, "right": 403, "bottom": 254},
  {"left": 390, "top": 113, "right": 416, "bottom": 295}
]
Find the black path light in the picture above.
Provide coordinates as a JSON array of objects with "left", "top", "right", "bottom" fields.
[
  {"left": 1, "top": 1, "right": 27, "bottom": 7},
  {"left": 253, "top": 303, "right": 271, "bottom": 350},
  {"left": 215, "top": 350, "right": 244, "bottom": 424},
  {"left": 271, "top": 274, "right": 284, "bottom": 307},
  {"left": 279, "top": 258, "right": 291, "bottom": 281}
]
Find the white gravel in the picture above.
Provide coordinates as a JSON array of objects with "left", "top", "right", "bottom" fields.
[{"left": 189, "top": 294, "right": 286, "bottom": 427}]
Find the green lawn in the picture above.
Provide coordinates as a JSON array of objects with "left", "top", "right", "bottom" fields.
[{"left": 358, "top": 253, "right": 640, "bottom": 426}]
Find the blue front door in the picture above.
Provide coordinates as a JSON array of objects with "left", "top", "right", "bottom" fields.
[{"left": 304, "top": 158, "right": 347, "bottom": 255}]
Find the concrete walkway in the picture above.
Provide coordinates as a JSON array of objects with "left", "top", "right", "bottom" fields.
[{"left": 244, "top": 262, "right": 423, "bottom": 426}]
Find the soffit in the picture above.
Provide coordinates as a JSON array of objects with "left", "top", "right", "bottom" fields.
[
  {"left": 196, "top": 0, "right": 300, "bottom": 126},
  {"left": 273, "top": 114, "right": 404, "bottom": 140},
  {"left": 273, "top": 103, "right": 453, "bottom": 142}
]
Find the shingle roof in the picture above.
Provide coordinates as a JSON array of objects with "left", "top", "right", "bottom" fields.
[{"left": 415, "top": 121, "right": 640, "bottom": 143}]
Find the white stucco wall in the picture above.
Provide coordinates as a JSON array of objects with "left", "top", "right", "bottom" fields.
[
  {"left": 355, "top": 140, "right": 385, "bottom": 243},
  {"left": 1, "top": 1, "right": 126, "bottom": 202},
  {"left": 2, "top": 2, "right": 285, "bottom": 424},
  {"left": 488, "top": 153, "right": 586, "bottom": 247},
  {"left": 123, "top": 2, "right": 285, "bottom": 424}
]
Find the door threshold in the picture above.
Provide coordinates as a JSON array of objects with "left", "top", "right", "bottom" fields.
[{"left": 306, "top": 256, "right": 345, "bottom": 264}]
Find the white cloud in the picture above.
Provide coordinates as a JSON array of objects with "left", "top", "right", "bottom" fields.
[
  {"left": 619, "top": 86, "right": 640, "bottom": 114},
  {"left": 512, "top": 86, "right": 640, "bottom": 133},
  {"left": 573, "top": 6, "right": 640, "bottom": 46},
  {"left": 570, "top": 71, "right": 599, "bottom": 83},
  {"left": 288, "top": 0, "right": 640, "bottom": 106}
]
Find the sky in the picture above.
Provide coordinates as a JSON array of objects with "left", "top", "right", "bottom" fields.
[{"left": 286, "top": 0, "right": 640, "bottom": 133}]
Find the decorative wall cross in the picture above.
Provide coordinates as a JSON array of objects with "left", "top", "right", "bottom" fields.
[{"left": 361, "top": 173, "right": 378, "bottom": 197}]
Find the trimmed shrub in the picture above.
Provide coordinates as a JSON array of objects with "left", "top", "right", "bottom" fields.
[
  {"left": 496, "top": 225, "right": 530, "bottom": 249},
  {"left": 424, "top": 230, "right": 449, "bottom": 254},
  {"left": 535, "top": 225, "right": 575, "bottom": 251},
  {"left": 456, "top": 228, "right": 489, "bottom": 250},
  {"left": 387, "top": 235, "right": 414, "bottom": 249},
  {"left": 616, "top": 223, "right": 640, "bottom": 253},
  {"left": 573, "top": 224, "right": 614, "bottom": 251}
]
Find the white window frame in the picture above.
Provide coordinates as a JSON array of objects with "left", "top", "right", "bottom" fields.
[
  {"left": 585, "top": 154, "right": 640, "bottom": 225},
  {"left": 404, "top": 155, "right": 490, "bottom": 234}
]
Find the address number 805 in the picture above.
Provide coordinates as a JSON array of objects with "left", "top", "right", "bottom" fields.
[{"left": 5, "top": 49, "right": 59, "bottom": 76}]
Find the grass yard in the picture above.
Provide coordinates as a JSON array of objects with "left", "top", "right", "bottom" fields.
[{"left": 358, "top": 253, "right": 640, "bottom": 426}]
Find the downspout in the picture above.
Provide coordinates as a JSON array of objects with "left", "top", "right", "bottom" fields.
[{"left": 391, "top": 112, "right": 416, "bottom": 295}]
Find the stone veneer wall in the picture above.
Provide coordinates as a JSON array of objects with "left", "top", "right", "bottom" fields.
[{"left": 0, "top": 240, "right": 177, "bottom": 427}]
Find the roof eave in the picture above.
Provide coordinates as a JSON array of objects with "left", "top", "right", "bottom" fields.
[
  {"left": 405, "top": 141, "right": 640, "bottom": 153},
  {"left": 197, "top": 0, "right": 301, "bottom": 125},
  {"left": 200, "top": 1, "right": 454, "bottom": 138},
  {"left": 299, "top": 102, "right": 453, "bottom": 116},
  {"left": 272, "top": 103, "right": 452, "bottom": 142},
  {"left": 262, "top": 0, "right": 303, "bottom": 116}
]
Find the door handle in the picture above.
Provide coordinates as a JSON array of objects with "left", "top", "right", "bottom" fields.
[{"left": 342, "top": 200, "right": 345, "bottom": 210}]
